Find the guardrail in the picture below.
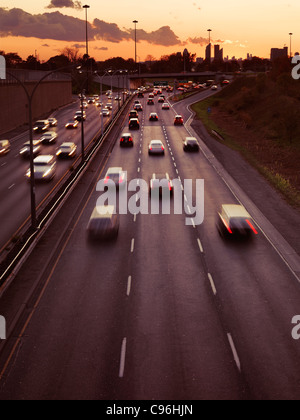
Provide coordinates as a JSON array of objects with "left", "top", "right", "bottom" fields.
[{"left": 0, "top": 95, "right": 134, "bottom": 286}]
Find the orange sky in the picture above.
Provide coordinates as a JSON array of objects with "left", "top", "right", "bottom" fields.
[{"left": 0, "top": 1, "right": 299, "bottom": 62}]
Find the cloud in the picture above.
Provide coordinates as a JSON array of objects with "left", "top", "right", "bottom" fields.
[
  {"left": 42, "top": 43, "right": 50, "bottom": 47},
  {"left": 94, "top": 46, "right": 108, "bottom": 51},
  {"left": 72, "top": 43, "right": 86, "bottom": 48},
  {"left": 188, "top": 37, "right": 209, "bottom": 46},
  {"left": 46, "top": 0, "right": 82, "bottom": 9},
  {"left": 0, "top": 8, "right": 182, "bottom": 47}
]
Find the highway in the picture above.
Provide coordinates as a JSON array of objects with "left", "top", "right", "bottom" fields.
[
  {"left": 0, "top": 89, "right": 300, "bottom": 400},
  {"left": 0, "top": 93, "right": 120, "bottom": 253}
]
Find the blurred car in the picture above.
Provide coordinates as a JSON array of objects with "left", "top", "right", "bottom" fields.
[
  {"left": 162, "top": 103, "right": 170, "bottom": 110},
  {"left": 19, "top": 141, "right": 41, "bottom": 159},
  {"left": 129, "top": 118, "right": 140, "bottom": 130},
  {"left": 217, "top": 204, "right": 258, "bottom": 239},
  {"left": 26, "top": 155, "right": 56, "bottom": 182},
  {"left": 138, "top": 92, "right": 144, "bottom": 98},
  {"left": 87, "top": 205, "right": 119, "bottom": 241},
  {"left": 158, "top": 96, "right": 165, "bottom": 103},
  {"left": 211, "top": 85, "right": 218, "bottom": 90},
  {"left": 129, "top": 110, "right": 138, "bottom": 120},
  {"left": 150, "top": 173, "right": 173, "bottom": 197},
  {"left": 80, "top": 102, "right": 88, "bottom": 109},
  {"left": 134, "top": 100, "right": 141, "bottom": 105},
  {"left": 106, "top": 103, "right": 113, "bottom": 110},
  {"left": 95, "top": 101, "right": 102, "bottom": 108},
  {"left": 33, "top": 120, "right": 50, "bottom": 133},
  {"left": 120, "top": 133, "right": 134, "bottom": 148},
  {"left": 56, "top": 142, "right": 77, "bottom": 159},
  {"left": 87, "top": 98, "right": 95, "bottom": 104},
  {"left": 104, "top": 167, "right": 126, "bottom": 190},
  {"left": 147, "top": 98, "right": 155, "bottom": 106},
  {"left": 115, "top": 96, "right": 122, "bottom": 101},
  {"left": 174, "top": 115, "right": 184, "bottom": 126},
  {"left": 40, "top": 131, "right": 58, "bottom": 145},
  {"left": 74, "top": 111, "right": 86, "bottom": 121},
  {"left": 101, "top": 109, "right": 110, "bottom": 117},
  {"left": 222, "top": 80, "right": 230, "bottom": 86},
  {"left": 0, "top": 140, "right": 10, "bottom": 156},
  {"left": 65, "top": 120, "right": 79, "bottom": 129},
  {"left": 183, "top": 137, "right": 200, "bottom": 152},
  {"left": 149, "top": 113, "right": 159, "bottom": 122},
  {"left": 134, "top": 104, "right": 143, "bottom": 112},
  {"left": 47, "top": 117, "right": 58, "bottom": 127},
  {"left": 148, "top": 140, "right": 165, "bottom": 155}
]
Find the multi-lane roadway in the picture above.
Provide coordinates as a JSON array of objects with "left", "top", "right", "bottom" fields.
[
  {"left": 0, "top": 94, "right": 120, "bottom": 253},
  {"left": 0, "top": 89, "right": 300, "bottom": 400}
]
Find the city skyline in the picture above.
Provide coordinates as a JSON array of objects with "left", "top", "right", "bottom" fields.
[{"left": 0, "top": 1, "right": 298, "bottom": 62}]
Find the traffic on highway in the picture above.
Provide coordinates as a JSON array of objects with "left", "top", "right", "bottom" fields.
[{"left": 0, "top": 83, "right": 300, "bottom": 401}]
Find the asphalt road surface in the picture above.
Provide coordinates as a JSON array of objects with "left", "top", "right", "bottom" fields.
[
  {"left": 0, "top": 94, "right": 120, "bottom": 252},
  {"left": 0, "top": 89, "right": 300, "bottom": 400}
]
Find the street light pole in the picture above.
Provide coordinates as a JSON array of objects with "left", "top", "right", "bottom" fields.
[
  {"left": 289, "top": 33, "right": 293, "bottom": 58},
  {"left": 83, "top": 5, "right": 90, "bottom": 93},
  {"left": 133, "top": 20, "right": 138, "bottom": 65}
]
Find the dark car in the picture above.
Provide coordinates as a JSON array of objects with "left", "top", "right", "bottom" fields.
[
  {"left": 120, "top": 133, "right": 134, "bottom": 148},
  {"left": 129, "top": 118, "right": 140, "bottom": 130},
  {"left": 147, "top": 99, "right": 155, "bottom": 106},
  {"left": 138, "top": 92, "right": 144, "bottom": 98},
  {"left": 134, "top": 104, "right": 143, "bottom": 112},
  {"left": 183, "top": 137, "right": 200, "bottom": 152},
  {"left": 150, "top": 173, "right": 174, "bottom": 197},
  {"left": 129, "top": 110, "right": 138, "bottom": 120},
  {"left": 33, "top": 120, "right": 50, "bottom": 133},
  {"left": 19, "top": 141, "right": 41, "bottom": 159},
  {"left": 174, "top": 115, "right": 184, "bottom": 126}
]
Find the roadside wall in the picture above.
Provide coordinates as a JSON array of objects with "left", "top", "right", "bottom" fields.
[{"left": 0, "top": 80, "right": 72, "bottom": 135}]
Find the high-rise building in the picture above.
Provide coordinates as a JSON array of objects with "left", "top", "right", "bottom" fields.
[
  {"left": 270, "top": 47, "right": 288, "bottom": 61},
  {"left": 214, "top": 45, "right": 223, "bottom": 61},
  {"left": 205, "top": 44, "right": 211, "bottom": 63}
]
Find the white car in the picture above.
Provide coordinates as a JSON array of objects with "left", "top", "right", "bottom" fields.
[
  {"left": 101, "top": 109, "right": 110, "bottom": 117},
  {"left": 148, "top": 140, "right": 165, "bottom": 156},
  {"left": 56, "top": 142, "right": 77, "bottom": 159},
  {"left": 26, "top": 155, "right": 56, "bottom": 182},
  {"left": 87, "top": 206, "right": 119, "bottom": 241},
  {"left": 217, "top": 204, "right": 258, "bottom": 238}
]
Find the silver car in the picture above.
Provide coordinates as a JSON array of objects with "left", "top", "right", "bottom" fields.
[
  {"left": 26, "top": 155, "right": 56, "bottom": 182},
  {"left": 87, "top": 205, "right": 119, "bottom": 241}
]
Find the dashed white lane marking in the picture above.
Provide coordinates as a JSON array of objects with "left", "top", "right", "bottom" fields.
[
  {"left": 137, "top": 167, "right": 140, "bottom": 173},
  {"left": 133, "top": 214, "right": 137, "bottom": 222},
  {"left": 227, "top": 333, "right": 241, "bottom": 372},
  {"left": 1, "top": 163, "right": 7, "bottom": 167},
  {"left": 119, "top": 338, "right": 127, "bottom": 378},
  {"left": 8, "top": 184, "right": 15, "bottom": 190},
  {"left": 208, "top": 273, "right": 217, "bottom": 295},
  {"left": 197, "top": 238, "right": 204, "bottom": 253},
  {"left": 131, "top": 238, "right": 135, "bottom": 253},
  {"left": 127, "top": 276, "right": 132, "bottom": 296}
]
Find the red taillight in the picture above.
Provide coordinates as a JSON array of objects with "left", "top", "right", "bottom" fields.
[
  {"left": 246, "top": 219, "right": 258, "bottom": 235},
  {"left": 221, "top": 216, "right": 232, "bottom": 234},
  {"left": 104, "top": 176, "right": 109, "bottom": 185},
  {"left": 161, "top": 147, "right": 164, "bottom": 151},
  {"left": 168, "top": 182, "right": 172, "bottom": 191}
]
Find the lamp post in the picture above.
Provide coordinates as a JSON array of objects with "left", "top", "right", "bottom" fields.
[
  {"left": 7, "top": 67, "right": 74, "bottom": 229},
  {"left": 289, "top": 32, "right": 293, "bottom": 58},
  {"left": 133, "top": 20, "right": 138, "bottom": 65},
  {"left": 83, "top": 5, "right": 90, "bottom": 93}
]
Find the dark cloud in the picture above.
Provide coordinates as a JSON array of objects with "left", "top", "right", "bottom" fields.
[
  {"left": 0, "top": 8, "right": 182, "bottom": 47},
  {"left": 72, "top": 43, "right": 86, "bottom": 48},
  {"left": 94, "top": 47, "right": 109, "bottom": 51},
  {"left": 46, "top": 0, "right": 82, "bottom": 9}
]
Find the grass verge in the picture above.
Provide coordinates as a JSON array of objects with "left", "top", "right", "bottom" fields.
[{"left": 191, "top": 98, "right": 300, "bottom": 208}]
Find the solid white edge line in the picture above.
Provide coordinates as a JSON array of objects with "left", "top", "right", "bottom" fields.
[
  {"left": 119, "top": 337, "right": 127, "bottom": 378},
  {"left": 227, "top": 333, "right": 241, "bottom": 372},
  {"left": 208, "top": 273, "right": 217, "bottom": 295}
]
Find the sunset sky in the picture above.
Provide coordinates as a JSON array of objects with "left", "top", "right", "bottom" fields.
[{"left": 0, "top": 0, "right": 298, "bottom": 62}]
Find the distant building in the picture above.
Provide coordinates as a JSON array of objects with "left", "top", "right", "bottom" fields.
[
  {"left": 205, "top": 44, "right": 211, "bottom": 62},
  {"left": 214, "top": 45, "right": 223, "bottom": 61},
  {"left": 270, "top": 47, "right": 288, "bottom": 61},
  {"left": 247, "top": 53, "right": 253, "bottom": 60},
  {"left": 196, "top": 57, "right": 204, "bottom": 64}
]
